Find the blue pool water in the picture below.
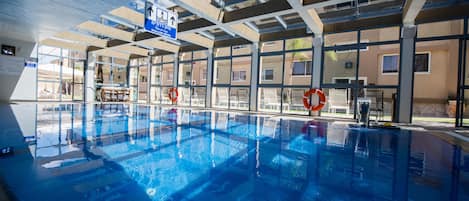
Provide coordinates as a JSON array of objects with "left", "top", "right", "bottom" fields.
[{"left": 0, "top": 103, "right": 468, "bottom": 201}]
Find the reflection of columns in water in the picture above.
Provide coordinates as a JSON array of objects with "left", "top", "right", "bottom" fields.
[{"left": 393, "top": 130, "right": 411, "bottom": 201}]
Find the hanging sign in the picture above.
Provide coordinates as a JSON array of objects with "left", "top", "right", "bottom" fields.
[{"left": 144, "top": 1, "right": 178, "bottom": 40}]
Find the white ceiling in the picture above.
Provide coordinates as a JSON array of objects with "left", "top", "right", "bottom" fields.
[{"left": 0, "top": 0, "right": 137, "bottom": 42}]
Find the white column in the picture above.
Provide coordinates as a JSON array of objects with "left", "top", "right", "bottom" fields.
[
  {"left": 85, "top": 52, "right": 96, "bottom": 103},
  {"left": 312, "top": 36, "right": 323, "bottom": 89},
  {"left": 398, "top": 26, "right": 417, "bottom": 123},
  {"left": 206, "top": 48, "right": 214, "bottom": 108},
  {"left": 311, "top": 36, "right": 323, "bottom": 116},
  {"left": 147, "top": 55, "right": 152, "bottom": 104},
  {"left": 173, "top": 53, "right": 179, "bottom": 88},
  {"left": 249, "top": 43, "right": 260, "bottom": 111}
]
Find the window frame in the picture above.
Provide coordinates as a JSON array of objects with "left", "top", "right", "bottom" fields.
[
  {"left": 381, "top": 54, "right": 400, "bottom": 75},
  {"left": 291, "top": 60, "right": 312, "bottom": 77},
  {"left": 231, "top": 70, "right": 247, "bottom": 82},
  {"left": 414, "top": 51, "right": 431, "bottom": 74},
  {"left": 262, "top": 69, "right": 274, "bottom": 81}
]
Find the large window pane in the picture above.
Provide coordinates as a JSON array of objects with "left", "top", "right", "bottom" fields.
[
  {"left": 61, "top": 60, "right": 73, "bottom": 101},
  {"left": 163, "top": 55, "right": 174, "bottom": 63},
  {"left": 193, "top": 50, "right": 208, "bottom": 60},
  {"left": 230, "top": 87, "right": 249, "bottom": 110},
  {"left": 361, "top": 27, "right": 400, "bottom": 43},
  {"left": 417, "top": 20, "right": 464, "bottom": 38},
  {"left": 96, "top": 63, "right": 111, "bottom": 85},
  {"left": 232, "top": 44, "right": 252, "bottom": 56},
  {"left": 283, "top": 88, "right": 309, "bottom": 115},
  {"left": 215, "top": 47, "right": 230, "bottom": 57},
  {"left": 150, "top": 87, "right": 161, "bottom": 104},
  {"left": 161, "top": 87, "right": 173, "bottom": 104},
  {"left": 113, "top": 66, "right": 127, "bottom": 86},
  {"left": 152, "top": 65, "right": 162, "bottom": 85},
  {"left": 359, "top": 44, "right": 400, "bottom": 86},
  {"left": 214, "top": 59, "right": 231, "bottom": 84},
  {"left": 178, "top": 63, "right": 192, "bottom": 86},
  {"left": 285, "top": 37, "right": 312, "bottom": 50},
  {"left": 361, "top": 88, "right": 397, "bottom": 122},
  {"left": 129, "top": 68, "right": 138, "bottom": 86},
  {"left": 192, "top": 87, "right": 206, "bottom": 107},
  {"left": 322, "top": 50, "right": 357, "bottom": 84},
  {"left": 138, "top": 67, "right": 148, "bottom": 101},
  {"left": 73, "top": 84, "right": 83, "bottom": 100},
  {"left": 258, "top": 88, "right": 282, "bottom": 113},
  {"left": 231, "top": 57, "right": 251, "bottom": 86},
  {"left": 179, "top": 52, "right": 192, "bottom": 61},
  {"left": 213, "top": 87, "right": 229, "bottom": 109},
  {"left": 114, "top": 58, "right": 128, "bottom": 66},
  {"left": 193, "top": 60, "right": 207, "bottom": 86},
  {"left": 259, "top": 55, "right": 283, "bottom": 84},
  {"left": 413, "top": 40, "right": 459, "bottom": 125},
  {"left": 38, "top": 81, "right": 61, "bottom": 100},
  {"left": 178, "top": 87, "right": 190, "bottom": 106},
  {"left": 319, "top": 88, "right": 353, "bottom": 119},
  {"left": 284, "top": 51, "right": 312, "bottom": 85},
  {"left": 261, "top": 40, "right": 283, "bottom": 52},
  {"left": 162, "top": 64, "right": 174, "bottom": 86},
  {"left": 73, "top": 60, "right": 84, "bottom": 83},
  {"left": 325, "top": 31, "right": 358, "bottom": 47},
  {"left": 38, "top": 55, "right": 61, "bottom": 81}
]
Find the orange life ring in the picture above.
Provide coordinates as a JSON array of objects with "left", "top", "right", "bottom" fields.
[
  {"left": 168, "top": 88, "right": 178, "bottom": 103},
  {"left": 303, "top": 89, "right": 326, "bottom": 111}
]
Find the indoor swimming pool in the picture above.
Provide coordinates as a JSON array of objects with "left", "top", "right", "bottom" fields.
[{"left": 0, "top": 103, "right": 468, "bottom": 201}]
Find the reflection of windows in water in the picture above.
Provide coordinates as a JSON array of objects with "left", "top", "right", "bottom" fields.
[{"left": 409, "top": 152, "right": 425, "bottom": 176}]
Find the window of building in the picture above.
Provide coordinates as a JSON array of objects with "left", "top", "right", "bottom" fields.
[
  {"left": 415, "top": 53, "right": 430, "bottom": 73},
  {"left": 262, "top": 69, "right": 274, "bottom": 81},
  {"left": 232, "top": 71, "right": 247, "bottom": 81},
  {"left": 292, "top": 61, "right": 312, "bottom": 76},
  {"left": 382, "top": 54, "right": 399, "bottom": 74}
]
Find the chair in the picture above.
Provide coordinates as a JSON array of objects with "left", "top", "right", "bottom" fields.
[
  {"left": 327, "top": 89, "right": 350, "bottom": 114},
  {"left": 216, "top": 88, "right": 229, "bottom": 107},
  {"left": 263, "top": 88, "right": 282, "bottom": 110},
  {"left": 366, "top": 89, "right": 384, "bottom": 121}
]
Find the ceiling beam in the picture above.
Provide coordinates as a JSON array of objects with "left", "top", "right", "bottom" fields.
[
  {"left": 54, "top": 31, "right": 107, "bottom": 48},
  {"left": 178, "top": 33, "right": 214, "bottom": 48},
  {"left": 40, "top": 38, "right": 87, "bottom": 52},
  {"left": 77, "top": 21, "right": 134, "bottom": 42},
  {"left": 286, "top": 0, "right": 323, "bottom": 35},
  {"left": 114, "top": 45, "right": 149, "bottom": 56},
  {"left": 403, "top": 0, "right": 427, "bottom": 25},
  {"left": 171, "top": 0, "right": 259, "bottom": 42},
  {"left": 138, "top": 38, "right": 180, "bottom": 53},
  {"left": 109, "top": 6, "right": 144, "bottom": 27},
  {"left": 93, "top": 49, "right": 130, "bottom": 60}
]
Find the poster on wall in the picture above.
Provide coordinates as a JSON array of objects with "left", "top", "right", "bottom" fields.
[
  {"left": 144, "top": 1, "right": 178, "bottom": 40},
  {"left": 1, "top": 45, "right": 16, "bottom": 56}
]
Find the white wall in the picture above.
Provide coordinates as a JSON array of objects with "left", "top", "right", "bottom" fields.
[{"left": 0, "top": 37, "right": 37, "bottom": 102}]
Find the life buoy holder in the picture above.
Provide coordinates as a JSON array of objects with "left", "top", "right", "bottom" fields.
[
  {"left": 168, "top": 88, "right": 178, "bottom": 103},
  {"left": 303, "top": 89, "right": 326, "bottom": 111}
]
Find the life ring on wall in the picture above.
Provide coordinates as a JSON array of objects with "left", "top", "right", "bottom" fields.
[
  {"left": 168, "top": 88, "right": 178, "bottom": 103},
  {"left": 303, "top": 89, "right": 326, "bottom": 111}
]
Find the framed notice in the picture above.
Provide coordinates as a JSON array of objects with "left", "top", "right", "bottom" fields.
[{"left": 1, "top": 45, "right": 16, "bottom": 56}]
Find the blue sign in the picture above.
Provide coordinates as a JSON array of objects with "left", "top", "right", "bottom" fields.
[
  {"left": 25, "top": 59, "right": 37, "bottom": 68},
  {"left": 144, "top": 1, "right": 178, "bottom": 40}
]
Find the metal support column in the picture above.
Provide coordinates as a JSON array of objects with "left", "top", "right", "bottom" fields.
[
  {"left": 206, "top": 48, "right": 214, "bottom": 108},
  {"left": 398, "top": 26, "right": 417, "bottom": 123},
  {"left": 85, "top": 52, "right": 96, "bottom": 103},
  {"left": 147, "top": 55, "right": 152, "bottom": 104},
  {"left": 249, "top": 43, "right": 260, "bottom": 111},
  {"left": 311, "top": 36, "right": 323, "bottom": 116}
]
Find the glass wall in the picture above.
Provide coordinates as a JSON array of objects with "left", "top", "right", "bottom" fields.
[
  {"left": 38, "top": 45, "right": 85, "bottom": 101},
  {"left": 177, "top": 50, "right": 208, "bottom": 107},
  {"left": 413, "top": 19, "right": 465, "bottom": 126},
  {"left": 321, "top": 27, "right": 400, "bottom": 121},
  {"left": 149, "top": 54, "right": 175, "bottom": 105},
  {"left": 259, "top": 37, "right": 313, "bottom": 114},
  {"left": 213, "top": 45, "right": 252, "bottom": 110}
]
